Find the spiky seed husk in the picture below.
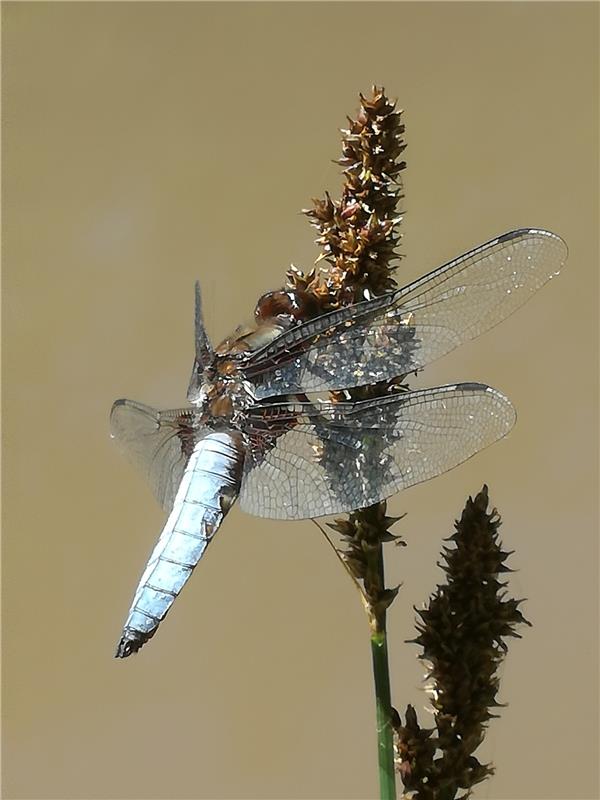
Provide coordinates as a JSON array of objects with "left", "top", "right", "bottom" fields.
[{"left": 393, "top": 486, "right": 530, "bottom": 798}]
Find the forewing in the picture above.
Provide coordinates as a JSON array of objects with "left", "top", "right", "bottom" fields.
[
  {"left": 241, "top": 229, "right": 567, "bottom": 398},
  {"left": 110, "top": 400, "right": 205, "bottom": 512},
  {"left": 239, "top": 383, "right": 516, "bottom": 519}
]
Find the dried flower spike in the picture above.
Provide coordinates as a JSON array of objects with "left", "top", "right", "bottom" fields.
[
  {"left": 306, "top": 86, "right": 407, "bottom": 800},
  {"left": 394, "top": 486, "right": 531, "bottom": 799},
  {"left": 303, "top": 86, "right": 407, "bottom": 306}
]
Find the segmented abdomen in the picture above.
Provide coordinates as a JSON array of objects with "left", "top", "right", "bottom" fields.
[{"left": 116, "top": 430, "right": 244, "bottom": 657}]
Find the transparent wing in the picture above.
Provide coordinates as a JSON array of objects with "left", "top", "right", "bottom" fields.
[
  {"left": 110, "top": 400, "right": 206, "bottom": 512},
  {"left": 239, "top": 383, "right": 516, "bottom": 519},
  {"left": 241, "top": 229, "right": 567, "bottom": 399}
]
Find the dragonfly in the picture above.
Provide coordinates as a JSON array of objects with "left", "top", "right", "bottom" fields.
[{"left": 111, "top": 228, "right": 567, "bottom": 657}]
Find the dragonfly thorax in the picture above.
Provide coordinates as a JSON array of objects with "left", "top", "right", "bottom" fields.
[{"left": 192, "top": 369, "right": 254, "bottom": 430}]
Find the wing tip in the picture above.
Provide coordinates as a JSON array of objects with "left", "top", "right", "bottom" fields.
[
  {"left": 484, "top": 385, "right": 517, "bottom": 436},
  {"left": 110, "top": 398, "right": 155, "bottom": 415},
  {"left": 442, "top": 382, "right": 516, "bottom": 437},
  {"left": 109, "top": 398, "right": 159, "bottom": 435},
  {"left": 110, "top": 397, "right": 128, "bottom": 415},
  {"left": 110, "top": 398, "right": 129, "bottom": 439},
  {"left": 498, "top": 228, "right": 568, "bottom": 262},
  {"left": 467, "top": 380, "right": 515, "bottom": 413}
]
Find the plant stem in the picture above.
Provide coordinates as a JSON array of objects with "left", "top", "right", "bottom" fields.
[
  {"left": 370, "top": 545, "right": 397, "bottom": 800},
  {"left": 311, "top": 519, "right": 370, "bottom": 614}
]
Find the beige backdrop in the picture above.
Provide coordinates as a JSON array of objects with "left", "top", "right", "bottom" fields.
[{"left": 3, "top": 3, "right": 598, "bottom": 799}]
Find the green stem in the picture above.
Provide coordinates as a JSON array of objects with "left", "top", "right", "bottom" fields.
[{"left": 370, "top": 546, "right": 397, "bottom": 800}]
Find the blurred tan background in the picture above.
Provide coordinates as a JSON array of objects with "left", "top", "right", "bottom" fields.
[{"left": 3, "top": 3, "right": 598, "bottom": 799}]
